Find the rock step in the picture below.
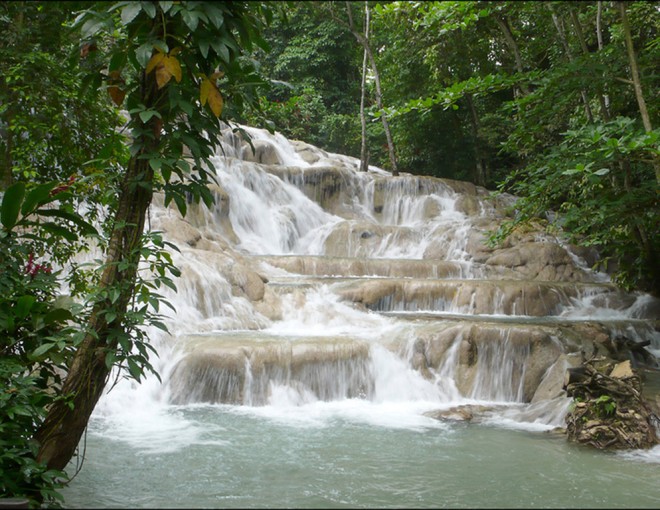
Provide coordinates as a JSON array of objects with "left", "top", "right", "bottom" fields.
[
  {"left": 165, "top": 317, "right": 656, "bottom": 407},
  {"left": 255, "top": 255, "right": 482, "bottom": 279},
  {"left": 263, "top": 275, "right": 657, "bottom": 319}
]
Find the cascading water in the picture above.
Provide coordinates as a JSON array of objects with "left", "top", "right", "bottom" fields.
[{"left": 62, "top": 124, "right": 660, "bottom": 509}]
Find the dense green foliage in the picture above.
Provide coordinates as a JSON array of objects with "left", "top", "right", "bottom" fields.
[
  {"left": 253, "top": 1, "right": 659, "bottom": 293},
  {"left": 1, "top": 1, "right": 272, "bottom": 506},
  {"left": 0, "top": 182, "right": 83, "bottom": 507}
]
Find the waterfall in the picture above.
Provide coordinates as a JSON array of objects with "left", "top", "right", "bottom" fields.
[{"left": 90, "top": 123, "right": 659, "bottom": 439}]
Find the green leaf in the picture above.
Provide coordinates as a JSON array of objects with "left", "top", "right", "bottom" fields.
[
  {"left": 1, "top": 181, "right": 25, "bottom": 230},
  {"left": 81, "top": 16, "right": 109, "bottom": 39},
  {"left": 127, "top": 357, "right": 143, "bottom": 380},
  {"left": 139, "top": 109, "right": 161, "bottom": 123},
  {"left": 109, "top": 287, "right": 121, "bottom": 303},
  {"left": 140, "top": 1, "right": 156, "bottom": 18},
  {"left": 22, "top": 182, "right": 56, "bottom": 216},
  {"left": 120, "top": 3, "right": 141, "bottom": 25},
  {"left": 203, "top": 4, "right": 224, "bottom": 28},
  {"left": 181, "top": 9, "right": 200, "bottom": 31},
  {"left": 199, "top": 39, "right": 210, "bottom": 59},
  {"left": 135, "top": 42, "right": 154, "bottom": 68},
  {"left": 149, "top": 158, "right": 163, "bottom": 171},
  {"left": 173, "top": 193, "right": 187, "bottom": 217},
  {"left": 31, "top": 342, "right": 55, "bottom": 359},
  {"left": 43, "top": 308, "right": 74, "bottom": 326},
  {"left": 36, "top": 209, "right": 99, "bottom": 236},
  {"left": 104, "top": 350, "right": 117, "bottom": 369},
  {"left": 211, "top": 40, "right": 230, "bottom": 62},
  {"left": 178, "top": 100, "right": 193, "bottom": 116},
  {"left": 41, "top": 222, "right": 78, "bottom": 242},
  {"left": 15, "top": 296, "right": 36, "bottom": 320}
]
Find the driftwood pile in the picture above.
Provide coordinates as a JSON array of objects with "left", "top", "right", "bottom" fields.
[{"left": 563, "top": 357, "right": 659, "bottom": 450}]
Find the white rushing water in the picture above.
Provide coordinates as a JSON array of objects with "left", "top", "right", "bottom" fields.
[{"left": 62, "top": 124, "right": 660, "bottom": 508}]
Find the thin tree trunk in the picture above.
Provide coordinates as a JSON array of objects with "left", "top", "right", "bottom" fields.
[
  {"left": 346, "top": 2, "right": 398, "bottom": 175},
  {"left": 494, "top": 15, "right": 530, "bottom": 97},
  {"left": 617, "top": 1, "right": 659, "bottom": 184},
  {"left": 466, "top": 93, "right": 487, "bottom": 187},
  {"left": 569, "top": 5, "right": 611, "bottom": 121},
  {"left": 596, "top": 1, "right": 611, "bottom": 119},
  {"left": 0, "top": 103, "right": 13, "bottom": 191},
  {"left": 359, "top": 1, "right": 369, "bottom": 172},
  {"left": 34, "top": 67, "right": 164, "bottom": 471},
  {"left": 617, "top": 2, "right": 652, "bottom": 133},
  {"left": 548, "top": 5, "right": 594, "bottom": 123}
]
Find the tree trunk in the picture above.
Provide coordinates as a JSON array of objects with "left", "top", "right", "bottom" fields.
[
  {"left": 0, "top": 103, "right": 13, "bottom": 191},
  {"left": 494, "top": 14, "right": 530, "bottom": 97},
  {"left": 617, "top": 2, "right": 660, "bottom": 184},
  {"left": 618, "top": 2, "right": 652, "bottom": 133},
  {"left": 359, "top": 1, "right": 369, "bottom": 173},
  {"left": 548, "top": 5, "right": 594, "bottom": 123},
  {"left": 595, "top": 1, "right": 611, "bottom": 120},
  {"left": 34, "top": 156, "right": 154, "bottom": 470},
  {"left": 569, "top": 5, "right": 611, "bottom": 121},
  {"left": 34, "top": 67, "right": 163, "bottom": 471},
  {"left": 346, "top": 2, "right": 398, "bottom": 176},
  {"left": 466, "top": 93, "right": 487, "bottom": 187}
]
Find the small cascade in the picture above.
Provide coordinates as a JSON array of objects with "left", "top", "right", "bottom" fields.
[
  {"left": 98, "top": 123, "right": 659, "bottom": 438},
  {"left": 467, "top": 329, "right": 530, "bottom": 402}
]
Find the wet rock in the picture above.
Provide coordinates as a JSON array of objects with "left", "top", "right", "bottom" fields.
[
  {"left": 531, "top": 353, "right": 582, "bottom": 404},
  {"left": 241, "top": 139, "right": 282, "bottom": 165},
  {"left": 424, "top": 404, "right": 502, "bottom": 423}
]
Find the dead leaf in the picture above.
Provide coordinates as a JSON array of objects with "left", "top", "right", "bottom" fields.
[
  {"left": 199, "top": 77, "right": 223, "bottom": 117},
  {"left": 108, "top": 86, "right": 126, "bottom": 106},
  {"left": 146, "top": 52, "right": 165, "bottom": 75},
  {"left": 163, "top": 55, "right": 182, "bottom": 83},
  {"left": 208, "top": 86, "right": 223, "bottom": 117},
  {"left": 107, "top": 71, "right": 125, "bottom": 106},
  {"left": 155, "top": 65, "right": 171, "bottom": 88}
]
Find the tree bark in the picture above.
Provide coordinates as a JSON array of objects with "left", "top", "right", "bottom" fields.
[
  {"left": 34, "top": 67, "right": 163, "bottom": 471},
  {"left": 34, "top": 157, "right": 155, "bottom": 471}
]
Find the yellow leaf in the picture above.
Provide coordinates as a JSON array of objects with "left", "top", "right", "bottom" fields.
[
  {"left": 200, "top": 78, "right": 212, "bottom": 106},
  {"left": 208, "top": 86, "right": 223, "bottom": 117},
  {"left": 155, "top": 65, "right": 171, "bottom": 89},
  {"left": 163, "top": 55, "right": 182, "bottom": 83},
  {"left": 210, "top": 70, "right": 224, "bottom": 81},
  {"left": 146, "top": 52, "right": 165, "bottom": 75}
]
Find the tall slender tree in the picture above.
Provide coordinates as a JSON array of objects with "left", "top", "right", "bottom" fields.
[
  {"left": 33, "top": 0, "right": 272, "bottom": 472},
  {"left": 344, "top": 1, "right": 399, "bottom": 175}
]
